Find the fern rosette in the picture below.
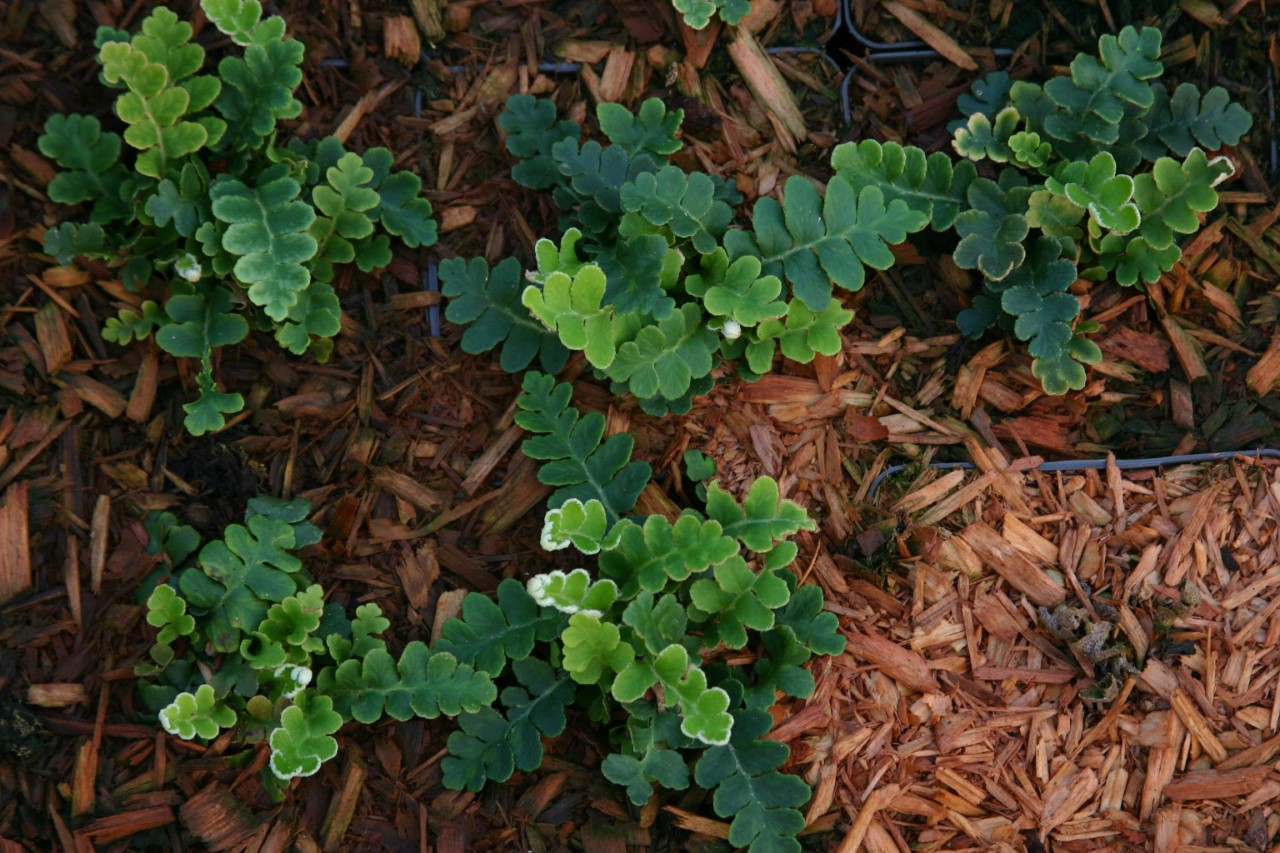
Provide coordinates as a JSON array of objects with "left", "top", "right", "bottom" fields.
[
  {"left": 137, "top": 497, "right": 495, "bottom": 790},
  {"left": 40, "top": 0, "right": 438, "bottom": 434},
  {"left": 834, "top": 25, "right": 1250, "bottom": 394},
  {"left": 429, "top": 378, "right": 846, "bottom": 853},
  {"left": 448, "top": 95, "right": 938, "bottom": 414}
]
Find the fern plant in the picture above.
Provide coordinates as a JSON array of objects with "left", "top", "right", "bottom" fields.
[
  {"left": 443, "top": 95, "right": 926, "bottom": 415},
  {"left": 137, "top": 497, "right": 492, "bottom": 790},
  {"left": 39, "top": 0, "right": 437, "bottom": 434},
  {"left": 833, "top": 25, "right": 1251, "bottom": 394},
  {"left": 671, "top": 0, "right": 751, "bottom": 30},
  {"left": 436, "top": 476, "right": 843, "bottom": 853}
]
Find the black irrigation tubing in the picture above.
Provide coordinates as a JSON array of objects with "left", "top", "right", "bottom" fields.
[
  {"left": 834, "top": 0, "right": 1014, "bottom": 125},
  {"left": 865, "top": 449, "right": 1280, "bottom": 500}
]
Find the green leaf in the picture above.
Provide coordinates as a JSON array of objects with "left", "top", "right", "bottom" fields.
[
  {"left": 953, "top": 177, "right": 1032, "bottom": 281},
  {"left": 1132, "top": 148, "right": 1233, "bottom": 249},
  {"left": 143, "top": 510, "right": 201, "bottom": 564},
  {"left": 323, "top": 644, "right": 495, "bottom": 723},
  {"left": 672, "top": 0, "right": 750, "bottom": 28},
  {"left": 182, "top": 375, "right": 245, "bottom": 436},
  {"left": 1025, "top": 190, "right": 1086, "bottom": 247},
  {"left": 695, "top": 709, "right": 811, "bottom": 853},
  {"left": 212, "top": 37, "right": 303, "bottom": 151},
  {"left": 210, "top": 167, "right": 317, "bottom": 321},
  {"left": 103, "top": 300, "right": 167, "bottom": 345},
  {"left": 146, "top": 584, "right": 196, "bottom": 645},
  {"left": 747, "top": 626, "right": 816, "bottom": 708},
  {"left": 325, "top": 602, "right": 390, "bottom": 664},
  {"left": 145, "top": 172, "right": 203, "bottom": 238},
  {"left": 1009, "top": 130, "right": 1053, "bottom": 170},
  {"left": 267, "top": 693, "right": 343, "bottom": 780},
  {"left": 704, "top": 477, "right": 815, "bottom": 554},
  {"left": 435, "top": 578, "right": 562, "bottom": 677},
  {"left": 521, "top": 263, "right": 618, "bottom": 369},
  {"left": 955, "top": 71, "right": 1014, "bottom": 123},
  {"left": 619, "top": 166, "right": 732, "bottom": 254},
  {"left": 1141, "top": 83, "right": 1253, "bottom": 160},
  {"left": 527, "top": 568, "right": 619, "bottom": 617},
  {"left": 551, "top": 138, "right": 651, "bottom": 238},
  {"left": 275, "top": 281, "right": 340, "bottom": 356},
  {"left": 177, "top": 512, "right": 305, "bottom": 651},
  {"left": 602, "top": 745, "right": 690, "bottom": 805},
  {"left": 251, "top": 583, "right": 326, "bottom": 660},
  {"left": 776, "top": 584, "right": 846, "bottom": 657},
  {"left": 728, "top": 176, "right": 927, "bottom": 311},
  {"left": 621, "top": 592, "right": 690, "bottom": 655},
  {"left": 747, "top": 298, "right": 853, "bottom": 372},
  {"left": 831, "top": 139, "right": 976, "bottom": 231},
  {"left": 952, "top": 106, "right": 1020, "bottom": 163},
  {"left": 37, "top": 115, "right": 132, "bottom": 223},
  {"left": 441, "top": 659, "right": 576, "bottom": 790},
  {"left": 1042, "top": 26, "right": 1164, "bottom": 148},
  {"left": 1029, "top": 339, "right": 1099, "bottom": 395},
  {"left": 514, "top": 372, "right": 652, "bottom": 521},
  {"left": 613, "top": 644, "right": 732, "bottom": 745},
  {"left": 440, "top": 256, "right": 568, "bottom": 374},
  {"left": 688, "top": 250, "right": 786, "bottom": 329},
  {"left": 159, "top": 684, "right": 236, "bottom": 740},
  {"left": 598, "top": 98, "right": 683, "bottom": 156},
  {"left": 562, "top": 612, "right": 635, "bottom": 684},
  {"left": 1049, "top": 151, "right": 1139, "bottom": 235},
  {"left": 595, "top": 234, "right": 676, "bottom": 317},
  {"left": 599, "top": 514, "right": 739, "bottom": 597},
  {"left": 1094, "top": 233, "right": 1181, "bottom": 287},
  {"left": 153, "top": 284, "right": 248, "bottom": 435},
  {"left": 308, "top": 151, "right": 380, "bottom": 281},
  {"left": 1000, "top": 240, "right": 1080, "bottom": 354},
  {"left": 373, "top": 171, "right": 437, "bottom": 249},
  {"left": 539, "top": 498, "right": 612, "bottom": 554},
  {"left": 607, "top": 303, "right": 718, "bottom": 403},
  {"left": 99, "top": 38, "right": 210, "bottom": 178},
  {"left": 43, "top": 222, "right": 109, "bottom": 266},
  {"left": 688, "top": 557, "right": 791, "bottom": 649},
  {"left": 201, "top": 0, "right": 287, "bottom": 46},
  {"left": 499, "top": 95, "right": 581, "bottom": 190},
  {"left": 155, "top": 286, "right": 249, "bottom": 357}
]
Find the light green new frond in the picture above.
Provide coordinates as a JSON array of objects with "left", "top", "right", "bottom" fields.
[
  {"left": 527, "top": 568, "right": 619, "bottom": 617},
  {"left": 159, "top": 684, "right": 237, "bottom": 740},
  {"left": 99, "top": 39, "right": 210, "bottom": 177},
  {"left": 952, "top": 106, "right": 1021, "bottom": 163},
  {"left": 522, "top": 263, "right": 618, "bottom": 368},
  {"left": 267, "top": 693, "right": 343, "bottom": 780},
  {"left": 540, "top": 498, "right": 612, "bottom": 554}
]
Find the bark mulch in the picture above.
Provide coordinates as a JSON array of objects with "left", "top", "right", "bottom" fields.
[{"left": 3, "top": 0, "right": 1280, "bottom": 850}]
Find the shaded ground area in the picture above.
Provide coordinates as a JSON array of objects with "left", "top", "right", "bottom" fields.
[{"left": 2, "top": 0, "right": 1280, "bottom": 849}]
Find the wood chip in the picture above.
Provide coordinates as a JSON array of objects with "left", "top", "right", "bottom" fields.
[{"left": 881, "top": 1, "right": 977, "bottom": 70}]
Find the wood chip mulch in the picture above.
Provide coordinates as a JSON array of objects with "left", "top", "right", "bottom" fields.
[{"left": 4, "top": 0, "right": 1280, "bottom": 850}]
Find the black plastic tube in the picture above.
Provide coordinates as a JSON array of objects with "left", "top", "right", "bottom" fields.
[{"left": 866, "top": 449, "right": 1280, "bottom": 499}]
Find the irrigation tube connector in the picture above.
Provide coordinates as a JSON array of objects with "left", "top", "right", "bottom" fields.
[{"left": 865, "top": 449, "right": 1280, "bottom": 499}]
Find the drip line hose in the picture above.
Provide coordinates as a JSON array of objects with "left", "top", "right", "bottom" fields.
[
  {"left": 865, "top": 449, "right": 1280, "bottom": 499},
  {"left": 834, "top": 0, "right": 1014, "bottom": 125}
]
